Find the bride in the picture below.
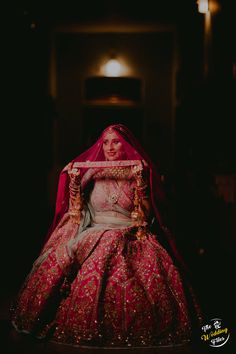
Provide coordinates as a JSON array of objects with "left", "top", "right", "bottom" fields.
[{"left": 11, "top": 124, "right": 202, "bottom": 347}]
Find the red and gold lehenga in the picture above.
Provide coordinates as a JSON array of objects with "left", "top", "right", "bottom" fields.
[{"left": 11, "top": 124, "right": 202, "bottom": 347}]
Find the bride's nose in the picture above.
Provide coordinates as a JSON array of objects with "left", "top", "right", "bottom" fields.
[{"left": 108, "top": 142, "right": 115, "bottom": 150}]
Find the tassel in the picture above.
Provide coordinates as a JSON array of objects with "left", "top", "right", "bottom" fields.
[
  {"left": 68, "top": 165, "right": 83, "bottom": 224},
  {"left": 131, "top": 162, "right": 148, "bottom": 240}
]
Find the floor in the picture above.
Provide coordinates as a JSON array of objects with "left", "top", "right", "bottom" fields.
[{"left": 0, "top": 322, "right": 205, "bottom": 354}]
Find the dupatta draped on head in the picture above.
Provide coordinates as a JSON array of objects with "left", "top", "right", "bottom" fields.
[{"left": 45, "top": 123, "right": 187, "bottom": 271}]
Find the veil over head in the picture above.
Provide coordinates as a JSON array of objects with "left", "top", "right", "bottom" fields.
[{"left": 45, "top": 123, "right": 187, "bottom": 271}]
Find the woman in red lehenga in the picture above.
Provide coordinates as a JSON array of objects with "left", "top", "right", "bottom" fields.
[{"left": 11, "top": 124, "right": 202, "bottom": 347}]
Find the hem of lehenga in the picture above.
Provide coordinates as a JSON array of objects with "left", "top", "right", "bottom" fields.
[
  {"left": 10, "top": 325, "right": 192, "bottom": 350},
  {"left": 48, "top": 338, "right": 192, "bottom": 349}
]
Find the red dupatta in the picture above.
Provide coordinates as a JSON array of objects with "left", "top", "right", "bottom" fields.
[{"left": 44, "top": 124, "right": 188, "bottom": 272}]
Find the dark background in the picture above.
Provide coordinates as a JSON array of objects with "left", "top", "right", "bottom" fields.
[{"left": 2, "top": 0, "right": 236, "bottom": 351}]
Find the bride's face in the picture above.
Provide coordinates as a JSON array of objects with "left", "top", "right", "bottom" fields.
[{"left": 102, "top": 130, "right": 126, "bottom": 161}]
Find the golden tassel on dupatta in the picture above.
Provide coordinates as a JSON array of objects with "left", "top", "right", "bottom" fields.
[
  {"left": 68, "top": 164, "right": 83, "bottom": 224},
  {"left": 131, "top": 162, "right": 148, "bottom": 240}
]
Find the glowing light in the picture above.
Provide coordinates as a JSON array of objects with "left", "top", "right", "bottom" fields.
[
  {"left": 104, "top": 59, "right": 122, "bottom": 77},
  {"left": 198, "top": 0, "right": 209, "bottom": 13},
  {"left": 30, "top": 22, "right": 36, "bottom": 29}
]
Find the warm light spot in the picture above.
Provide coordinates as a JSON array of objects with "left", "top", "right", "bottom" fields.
[
  {"left": 198, "top": 0, "right": 209, "bottom": 13},
  {"left": 30, "top": 22, "right": 36, "bottom": 29},
  {"left": 104, "top": 59, "right": 122, "bottom": 77},
  {"left": 209, "top": 0, "right": 221, "bottom": 13}
]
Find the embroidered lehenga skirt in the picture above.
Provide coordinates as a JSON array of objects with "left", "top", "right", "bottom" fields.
[{"left": 11, "top": 178, "right": 195, "bottom": 347}]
